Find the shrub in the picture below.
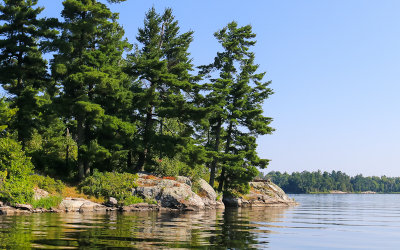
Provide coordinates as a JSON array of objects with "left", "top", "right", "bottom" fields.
[
  {"left": 31, "top": 175, "right": 65, "bottom": 194},
  {"left": 78, "top": 170, "right": 138, "bottom": 201},
  {"left": 31, "top": 196, "right": 63, "bottom": 209},
  {"left": 120, "top": 195, "right": 143, "bottom": 205},
  {"left": 0, "top": 137, "right": 34, "bottom": 204},
  {"left": 149, "top": 156, "right": 207, "bottom": 180}
]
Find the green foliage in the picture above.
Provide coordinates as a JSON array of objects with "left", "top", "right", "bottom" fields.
[
  {"left": 200, "top": 21, "right": 273, "bottom": 192},
  {"left": 119, "top": 195, "right": 143, "bottom": 206},
  {"left": 0, "top": 98, "right": 17, "bottom": 135},
  {"left": 263, "top": 170, "right": 400, "bottom": 194},
  {"left": 0, "top": 2, "right": 274, "bottom": 198},
  {"left": 79, "top": 171, "right": 138, "bottom": 201},
  {"left": 0, "top": 0, "right": 57, "bottom": 145},
  {"left": 31, "top": 196, "right": 63, "bottom": 209},
  {"left": 0, "top": 137, "right": 34, "bottom": 204},
  {"left": 30, "top": 175, "right": 65, "bottom": 194},
  {"left": 53, "top": 0, "right": 134, "bottom": 179},
  {"left": 127, "top": 7, "right": 203, "bottom": 172},
  {"left": 145, "top": 198, "right": 158, "bottom": 205},
  {"left": 148, "top": 156, "right": 206, "bottom": 180}
]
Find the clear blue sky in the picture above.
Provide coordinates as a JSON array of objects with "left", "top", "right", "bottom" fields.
[{"left": 10, "top": 0, "right": 400, "bottom": 176}]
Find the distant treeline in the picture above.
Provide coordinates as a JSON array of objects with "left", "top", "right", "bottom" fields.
[{"left": 261, "top": 171, "right": 400, "bottom": 193}]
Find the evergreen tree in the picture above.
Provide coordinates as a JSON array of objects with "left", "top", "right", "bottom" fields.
[
  {"left": 52, "top": 0, "right": 134, "bottom": 179},
  {"left": 127, "top": 8, "right": 202, "bottom": 172},
  {"left": 0, "top": 0, "right": 56, "bottom": 146},
  {"left": 201, "top": 22, "right": 274, "bottom": 192}
]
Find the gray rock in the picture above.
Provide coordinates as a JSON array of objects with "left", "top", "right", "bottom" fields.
[
  {"left": 33, "top": 187, "right": 49, "bottom": 200},
  {"left": 134, "top": 186, "right": 163, "bottom": 200},
  {"left": 79, "top": 201, "right": 107, "bottom": 213},
  {"left": 58, "top": 198, "right": 87, "bottom": 212},
  {"left": 176, "top": 176, "right": 192, "bottom": 186},
  {"left": 122, "top": 203, "right": 159, "bottom": 212},
  {"left": 14, "top": 203, "right": 33, "bottom": 211},
  {"left": 158, "top": 184, "right": 205, "bottom": 210},
  {"left": 195, "top": 179, "right": 222, "bottom": 209},
  {"left": 0, "top": 206, "right": 30, "bottom": 215},
  {"left": 223, "top": 181, "right": 297, "bottom": 207},
  {"left": 58, "top": 198, "right": 106, "bottom": 212},
  {"left": 133, "top": 175, "right": 207, "bottom": 210},
  {"left": 106, "top": 197, "right": 118, "bottom": 207}
]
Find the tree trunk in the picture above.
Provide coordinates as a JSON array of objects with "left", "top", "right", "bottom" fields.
[
  {"left": 77, "top": 119, "right": 85, "bottom": 180},
  {"left": 16, "top": 49, "right": 24, "bottom": 148},
  {"left": 65, "top": 128, "right": 70, "bottom": 170},
  {"left": 209, "top": 117, "right": 222, "bottom": 188},
  {"left": 136, "top": 105, "right": 153, "bottom": 172},
  {"left": 218, "top": 121, "right": 233, "bottom": 192},
  {"left": 127, "top": 150, "right": 132, "bottom": 169}
]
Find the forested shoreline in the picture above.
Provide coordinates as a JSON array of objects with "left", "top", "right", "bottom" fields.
[
  {"left": 263, "top": 171, "right": 400, "bottom": 194},
  {"left": 0, "top": 0, "right": 273, "bottom": 205}
]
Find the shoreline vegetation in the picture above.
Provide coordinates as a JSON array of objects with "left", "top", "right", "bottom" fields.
[
  {"left": 263, "top": 170, "right": 400, "bottom": 194},
  {"left": 0, "top": 1, "right": 277, "bottom": 212},
  {"left": 0, "top": 172, "right": 297, "bottom": 215}
]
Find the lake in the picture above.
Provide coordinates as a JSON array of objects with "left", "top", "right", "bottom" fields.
[{"left": 1, "top": 194, "right": 399, "bottom": 249}]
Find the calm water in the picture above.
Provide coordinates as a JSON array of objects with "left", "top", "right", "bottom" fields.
[{"left": 1, "top": 194, "right": 400, "bottom": 249}]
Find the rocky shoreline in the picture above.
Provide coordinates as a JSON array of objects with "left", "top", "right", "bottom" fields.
[{"left": 0, "top": 174, "right": 296, "bottom": 215}]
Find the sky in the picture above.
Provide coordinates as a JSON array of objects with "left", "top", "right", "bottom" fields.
[{"left": 5, "top": 0, "right": 400, "bottom": 177}]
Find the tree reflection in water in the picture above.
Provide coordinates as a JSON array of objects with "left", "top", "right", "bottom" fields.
[{"left": 0, "top": 207, "right": 289, "bottom": 249}]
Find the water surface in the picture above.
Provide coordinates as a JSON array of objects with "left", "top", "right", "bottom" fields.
[{"left": 1, "top": 194, "right": 399, "bottom": 249}]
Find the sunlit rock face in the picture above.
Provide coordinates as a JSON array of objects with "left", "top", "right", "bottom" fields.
[
  {"left": 223, "top": 180, "right": 298, "bottom": 207},
  {"left": 133, "top": 173, "right": 224, "bottom": 210}
]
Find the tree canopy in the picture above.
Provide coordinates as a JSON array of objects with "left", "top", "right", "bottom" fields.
[{"left": 0, "top": 2, "right": 274, "bottom": 195}]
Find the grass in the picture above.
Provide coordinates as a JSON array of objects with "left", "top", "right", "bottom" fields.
[
  {"left": 62, "top": 186, "right": 105, "bottom": 204},
  {"left": 120, "top": 195, "right": 144, "bottom": 205},
  {"left": 31, "top": 196, "right": 63, "bottom": 209}
]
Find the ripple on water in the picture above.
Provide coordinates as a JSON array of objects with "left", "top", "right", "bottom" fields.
[{"left": 1, "top": 194, "right": 400, "bottom": 249}]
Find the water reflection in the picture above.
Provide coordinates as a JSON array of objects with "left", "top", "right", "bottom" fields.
[{"left": 0, "top": 207, "right": 289, "bottom": 249}]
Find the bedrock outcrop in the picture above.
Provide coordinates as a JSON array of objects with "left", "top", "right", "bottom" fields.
[
  {"left": 0, "top": 175, "right": 296, "bottom": 215},
  {"left": 133, "top": 173, "right": 224, "bottom": 211},
  {"left": 223, "top": 180, "right": 298, "bottom": 207}
]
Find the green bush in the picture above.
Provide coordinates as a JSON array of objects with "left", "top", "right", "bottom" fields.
[
  {"left": 31, "top": 196, "right": 63, "bottom": 209},
  {"left": 79, "top": 170, "right": 138, "bottom": 201},
  {"left": 0, "top": 137, "right": 34, "bottom": 204},
  {"left": 31, "top": 175, "right": 65, "bottom": 194},
  {"left": 149, "top": 156, "right": 207, "bottom": 180},
  {"left": 120, "top": 195, "right": 143, "bottom": 205}
]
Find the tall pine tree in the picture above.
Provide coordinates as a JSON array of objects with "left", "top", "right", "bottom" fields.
[
  {"left": 127, "top": 8, "right": 202, "bottom": 172},
  {"left": 0, "top": 0, "right": 56, "bottom": 147},
  {"left": 201, "top": 22, "right": 274, "bottom": 192},
  {"left": 52, "top": 0, "right": 134, "bottom": 179}
]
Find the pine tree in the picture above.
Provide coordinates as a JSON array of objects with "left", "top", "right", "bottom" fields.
[
  {"left": 0, "top": 0, "right": 56, "bottom": 147},
  {"left": 127, "top": 8, "right": 202, "bottom": 172},
  {"left": 201, "top": 22, "right": 274, "bottom": 192},
  {"left": 52, "top": 0, "right": 134, "bottom": 179}
]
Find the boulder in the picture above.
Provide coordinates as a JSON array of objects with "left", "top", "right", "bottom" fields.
[
  {"left": 79, "top": 201, "right": 107, "bottom": 213},
  {"left": 134, "top": 175, "right": 209, "bottom": 210},
  {"left": 58, "top": 198, "right": 106, "bottom": 212},
  {"left": 194, "top": 179, "right": 224, "bottom": 209},
  {"left": 122, "top": 203, "right": 159, "bottom": 212},
  {"left": 33, "top": 187, "right": 49, "bottom": 200},
  {"left": 134, "top": 186, "right": 163, "bottom": 200},
  {"left": 14, "top": 203, "right": 33, "bottom": 211},
  {"left": 223, "top": 180, "right": 297, "bottom": 207},
  {"left": 0, "top": 206, "right": 30, "bottom": 215},
  {"left": 106, "top": 197, "right": 118, "bottom": 207},
  {"left": 158, "top": 184, "right": 205, "bottom": 210},
  {"left": 176, "top": 176, "right": 192, "bottom": 186}
]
